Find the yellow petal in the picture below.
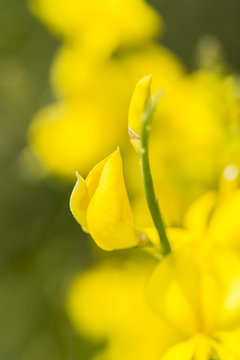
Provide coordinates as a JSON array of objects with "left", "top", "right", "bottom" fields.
[
  {"left": 161, "top": 335, "right": 217, "bottom": 360},
  {"left": 147, "top": 242, "right": 240, "bottom": 336},
  {"left": 148, "top": 244, "right": 200, "bottom": 336},
  {"left": 212, "top": 342, "right": 239, "bottom": 360},
  {"left": 208, "top": 190, "right": 240, "bottom": 250},
  {"left": 28, "top": 100, "right": 117, "bottom": 178},
  {"left": 128, "top": 75, "right": 152, "bottom": 152},
  {"left": 143, "top": 227, "right": 194, "bottom": 252},
  {"left": 87, "top": 149, "right": 139, "bottom": 251},
  {"left": 85, "top": 153, "right": 111, "bottom": 199},
  {"left": 30, "top": 0, "right": 161, "bottom": 50},
  {"left": 70, "top": 172, "right": 89, "bottom": 232},
  {"left": 160, "top": 338, "right": 195, "bottom": 360},
  {"left": 183, "top": 191, "right": 217, "bottom": 235},
  {"left": 167, "top": 228, "right": 196, "bottom": 251},
  {"left": 143, "top": 226, "right": 160, "bottom": 248},
  {"left": 66, "top": 257, "right": 182, "bottom": 359},
  {"left": 215, "top": 328, "right": 240, "bottom": 358},
  {"left": 194, "top": 335, "right": 215, "bottom": 360}
]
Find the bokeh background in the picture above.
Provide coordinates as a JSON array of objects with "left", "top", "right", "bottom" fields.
[{"left": 1, "top": 0, "right": 240, "bottom": 359}]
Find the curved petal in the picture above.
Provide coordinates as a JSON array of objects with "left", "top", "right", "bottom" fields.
[
  {"left": 70, "top": 172, "right": 89, "bottom": 232},
  {"left": 208, "top": 190, "right": 240, "bottom": 250},
  {"left": 160, "top": 338, "right": 195, "bottom": 360},
  {"left": 66, "top": 257, "right": 183, "bottom": 360},
  {"left": 213, "top": 342, "right": 239, "bottom": 360},
  {"left": 215, "top": 328, "right": 240, "bottom": 359},
  {"left": 85, "top": 154, "right": 111, "bottom": 199},
  {"left": 183, "top": 191, "right": 217, "bottom": 235},
  {"left": 87, "top": 149, "right": 139, "bottom": 250}
]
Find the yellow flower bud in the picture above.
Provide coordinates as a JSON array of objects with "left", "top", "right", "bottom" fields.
[
  {"left": 70, "top": 149, "right": 140, "bottom": 251},
  {"left": 128, "top": 74, "right": 152, "bottom": 152}
]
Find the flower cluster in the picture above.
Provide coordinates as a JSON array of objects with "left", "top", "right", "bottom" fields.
[
  {"left": 27, "top": 0, "right": 240, "bottom": 226},
  {"left": 27, "top": 0, "right": 182, "bottom": 180},
  {"left": 69, "top": 75, "right": 240, "bottom": 359},
  {"left": 26, "top": 1, "right": 240, "bottom": 358}
]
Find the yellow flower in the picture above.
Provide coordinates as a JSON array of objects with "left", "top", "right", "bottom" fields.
[
  {"left": 68, "top": 164, "right": 240, "bottom": 359},
  {"left": 67, "top": 255, "right": 183, "bottom": 360},
  {"left": 184, "top": 165, "right": 240, "bottom": 252},
  {"left": 28, "top": 0, "right": 240, "bottom": 229},
  {"left": 128, "top": 71, "right": 240, "bottom": 227},
  {"left": 51, "top": 43, "right": 183, "bottom": 99},
  {"left": 27, "top": 0, "right": 183, "bottom": 181},
  {"left": 147, "top": 242, "right": 240, "bottom": 359},
  {"left": 66, "top": 240, "right": 240, "bottom": 359},
  {"left": 27, "top": 43, "right": 183, "bottom": 179},
  {"left": 30, "top": 0, "right": 161, "bottom": 55},
  {"left": 28, "top": 99, "right": 120, "bottom": 178},
  {"left": 70, "top": 149, "right": 141, "bottom": 251},
  {"left": 148, "top": 243, "right": 240, "bottom": 335}
]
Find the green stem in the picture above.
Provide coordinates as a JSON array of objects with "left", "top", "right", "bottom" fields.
[{"left": 140, "top": 98, "right": 171, "bottom": 256}]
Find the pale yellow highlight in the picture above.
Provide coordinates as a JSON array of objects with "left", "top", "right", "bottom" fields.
[{"left": 69, "top": 172, "right": 89, "bottom": 232}]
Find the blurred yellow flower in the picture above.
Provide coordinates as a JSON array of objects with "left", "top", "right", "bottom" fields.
[
  {"left": 68, "top": 146, "right": 240, "bottom": 359},
  {"left": 67, "top": 255, "right": 184, "bottom": 360},
  {"left": 130, "top": 71, "right": 240, "bottom": 227},
  {"left": 27, "top": 0, "right": 184, "bottom": 182},
  {"left": 208, "top": 190, "right": 240, "bottom": 249},
  {"left": 50, "top": 43, "right": 183, "bottom": 99},
  {"left": 28, "top": 99, "right": 120, "bottom": 178},
  {"left": 184, "top": 165, "right": 240, "bottom": 252},
  {"left": 30, "top": 0, "right": 161, "bottom": 55},
  {"left": 148, "top": 242, "right": 240, "bottom": 359},
  {"left": 28, "top": 43, "right": 183, "bottom": 179},
  {"left": 24, "top": 1, "right": 240, "bottom": 358},
  {"left": 70, "top": 149, "right": 141, "bottom": 251},
  {"left": 148, "top": 243, "right": 240, "bottom": 336},
  {"left": 67, "top": 240, "right": 240, "bottom": 359},
  {"left": 28, "top": 0, "right": 240, "bottom": 230}
]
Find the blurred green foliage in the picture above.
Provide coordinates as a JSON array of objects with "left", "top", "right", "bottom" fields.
[
  {"left": 1, "top": 0, "right": 240, "bottom": 358},
  {"left": 0, "top": 1, "right": 98, "bottom": 358},
  {"left": 150, "top": 0, "right": 240, "bottom": 72}
]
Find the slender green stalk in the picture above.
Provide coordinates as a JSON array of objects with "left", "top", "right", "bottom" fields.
[{"left": 140, "top": 97, "right": 171, "bottom": 256}]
